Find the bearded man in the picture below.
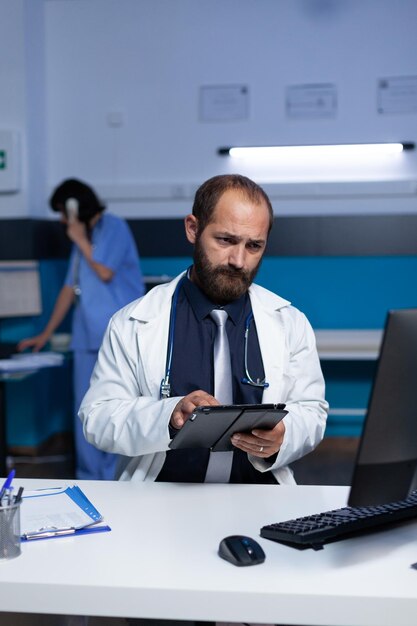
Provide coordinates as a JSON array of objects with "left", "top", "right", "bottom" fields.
[{"left": 79, "top": 174, "right": 328, "bottom": 484}]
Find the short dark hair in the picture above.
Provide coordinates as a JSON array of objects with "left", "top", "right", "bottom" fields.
[
  {"left": 192, "top": 174, "right": 273, "bottom": 233},
  {"left": 49, "top": 178, "right": 105, "bottom": 224}
]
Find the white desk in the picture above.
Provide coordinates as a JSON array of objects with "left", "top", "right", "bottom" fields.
[{"left": 1, "top": 480, "right": 417, "bottom": 626}]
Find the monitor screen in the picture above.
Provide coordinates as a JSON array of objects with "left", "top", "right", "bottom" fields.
[{"left": 348, "top": 308, "right": 417, "bottom": 507}]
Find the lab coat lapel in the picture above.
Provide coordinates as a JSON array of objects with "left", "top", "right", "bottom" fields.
[
  {"left": 131, "top": 273, "right": 185, "bottom": 398},
  {"left": 249, "top": 285, "right": 289, "bottom": 404},
  {"left": 135, "top": 313, "right": 170, "bottom": 397}
]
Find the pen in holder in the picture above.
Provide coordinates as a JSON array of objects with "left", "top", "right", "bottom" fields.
[{"left": 0, "top": 500, "right": 21, "bottom": 560}]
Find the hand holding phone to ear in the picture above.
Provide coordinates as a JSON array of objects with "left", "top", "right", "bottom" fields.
[
  {"left": 65, "top": 197, "right": 79, "bottom": 223},
  {"left": 65, "top": 197, "right": 88, "bottom": 245},
  {"left": 64, "top": 204, "right": 113, "bottom": 282}
]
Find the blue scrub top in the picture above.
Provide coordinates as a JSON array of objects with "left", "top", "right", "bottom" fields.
[{"left": 65, "top": 213, "right": 145, "bottom": 350}]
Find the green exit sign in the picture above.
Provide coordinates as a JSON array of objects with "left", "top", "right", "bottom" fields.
[{"left": 0, "top": 150, "right": 6, "bottom": 169}]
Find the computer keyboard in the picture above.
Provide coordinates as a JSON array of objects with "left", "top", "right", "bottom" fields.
[{"left": 260, "top": 490, "right": 417, "bottom": 550}]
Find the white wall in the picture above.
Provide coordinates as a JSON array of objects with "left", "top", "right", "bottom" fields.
[
  {"left": 0, "top": 0, "right": 47, "bottom": 218},
  {"left": 0, "top": 0, "right": 27, "bottom": 217},
  {"left": 1, "top": 0, "right": 417, "bottom": 218},
  {"left": 23, "top": 0, "right": 48, "bottom": 218}
]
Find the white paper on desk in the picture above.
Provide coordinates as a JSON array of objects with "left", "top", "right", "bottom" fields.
[
  {"left": 0, "top": 359, "right": 39, "bottom": 372},
  {"left": 21, "top": 488, "right": 101, "bottom": 535},
  {"left": 0, "top": 352, "right": 64, "bottom": 372},
  {"left": 12, "top": 352, "right": 64, "bottom": 367}
]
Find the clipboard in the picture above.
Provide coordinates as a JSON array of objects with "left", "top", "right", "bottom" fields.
[
  {"left": 20, "top": 485, "right": 111, "bottom": 541},
  {"left": 169, "top": 403, "right": 287, "bottom": 452}
]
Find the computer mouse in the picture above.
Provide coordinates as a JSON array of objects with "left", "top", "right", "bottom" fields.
[{"left": 218, "top": 535, "right": 266, "bottom": 567}]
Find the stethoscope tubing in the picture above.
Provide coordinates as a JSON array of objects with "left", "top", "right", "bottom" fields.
[
  {"left": 160, "top": 275, "right": 268, "bottom": 399},
  {"left": 160, "top": 275, "right": 186, "bottom": 399},
  {"left": 242, "top": 313, "right": 269, "bottom": 388}
]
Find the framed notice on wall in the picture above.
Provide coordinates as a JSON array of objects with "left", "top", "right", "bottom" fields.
[
  {"left": 378, "top": 76, "right": 417, "bottom": 115},
  {"left": 286, "top": 83, "right": 337, "bottom": 119},
  {"left": 199, "top": 85, "right": 249, "bottom": 122}
]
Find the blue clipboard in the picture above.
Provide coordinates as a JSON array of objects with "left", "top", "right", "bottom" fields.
[{"left": 21, "top": 485, "right": 111, "bottom": 541}]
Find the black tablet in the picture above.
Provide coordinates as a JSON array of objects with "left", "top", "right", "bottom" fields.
[{"left": 169, "top": 403, "right": 287, "bottom": 452}]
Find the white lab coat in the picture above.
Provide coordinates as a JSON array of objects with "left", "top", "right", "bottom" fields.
[{"left": 79, "top": 272, "right": 328, "bottom": 484}]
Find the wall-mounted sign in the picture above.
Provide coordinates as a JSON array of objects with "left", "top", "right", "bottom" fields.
[
  {"left": 378, "top": 76, "right": 417, "bottom": 115},
  {"left": 0, "top": 131, "right": 20, "bottom": 192},
  {"left": 199, "top": 85, "right": 249, "bottom": 122},
  {"left": 286, "top": 83, "right": 337, "bottom": 119}
]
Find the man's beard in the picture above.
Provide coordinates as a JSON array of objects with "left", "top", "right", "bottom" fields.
[{"left": 192, "top": 237, "right": 262, "bottom": 304}]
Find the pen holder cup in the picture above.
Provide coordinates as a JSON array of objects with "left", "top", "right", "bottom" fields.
[{"left": 0, "top": 501, "right": 21, "bottom": 560}]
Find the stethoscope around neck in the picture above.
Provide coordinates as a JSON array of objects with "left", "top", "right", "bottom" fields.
[{"left": 159, "top": 275, "right": 269, "bottom": 399}]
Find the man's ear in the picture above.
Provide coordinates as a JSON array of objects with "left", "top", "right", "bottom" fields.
[{"left": 184, "top": 214, "right": 199, "bottom": 244}]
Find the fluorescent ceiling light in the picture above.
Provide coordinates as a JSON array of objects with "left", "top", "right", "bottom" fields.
[{"left": 218, "top": 143, "right": 414, "bottom": 159}]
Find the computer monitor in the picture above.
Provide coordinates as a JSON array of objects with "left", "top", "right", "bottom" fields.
[{"left": 348, "top": 308, "right": 417, "bottom": 507}]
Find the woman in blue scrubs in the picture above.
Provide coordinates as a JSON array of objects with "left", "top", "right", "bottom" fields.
[{"left": 18, "top": 179, "right": 145, "bottom": 479}]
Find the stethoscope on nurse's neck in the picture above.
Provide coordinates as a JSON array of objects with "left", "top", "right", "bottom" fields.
[{"left": 159, "top": 274, "right": 269, "bottom": 399}]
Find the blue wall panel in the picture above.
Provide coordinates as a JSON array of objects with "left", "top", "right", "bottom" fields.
[{"left": 257, "top": 256, "right": 417, "bottom": 329}]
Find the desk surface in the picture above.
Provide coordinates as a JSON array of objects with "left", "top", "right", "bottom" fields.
[{"left": 1, "top": 480, "right": 417, "bottom": 626}]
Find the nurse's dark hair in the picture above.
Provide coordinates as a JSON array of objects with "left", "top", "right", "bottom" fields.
[
  {"left": 192, "top": 174, "right": 274, "bottom": 234},
  {"left": 49, "top": 178, "right": 105, "bottom": 224}
]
